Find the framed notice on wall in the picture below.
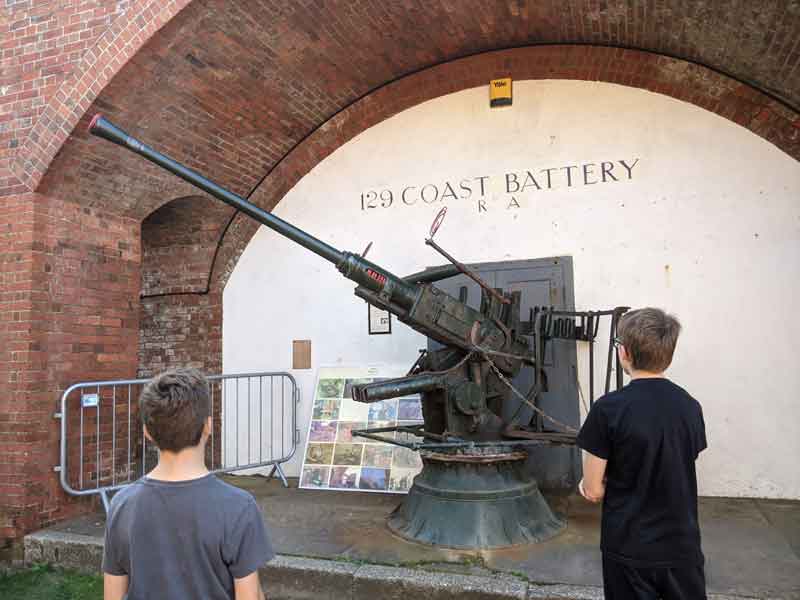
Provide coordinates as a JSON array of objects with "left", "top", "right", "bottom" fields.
[
  {"left": 299, "top": 366, "right": 424, "bottom": 494},
  {"left": 367, "top": 303, "right": 391, "bottom": 335}
]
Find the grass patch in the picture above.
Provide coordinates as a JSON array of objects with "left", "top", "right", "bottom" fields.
[{"left": 0, "top": 564, "right": 102, "bottom": 600}]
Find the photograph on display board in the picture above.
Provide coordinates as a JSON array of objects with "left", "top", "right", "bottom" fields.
[
  {"left": 299, "top": 367, "right": 426, "bottom": 494},
  {"left": 336, "top": 421, "right": 367, "bottom": 443},
  {"left": 368, "top": 399, "right": 397, "bottom": 423},
  {"left": 363, "top": 445, "right": 393, "bottom": 468},
  {"left": 333, "top": 443, "right": 364, "bottom": 466},
  {"left": 300, "top": 466, "right": 331, "bottom": 488},
  {"left": 313, "top": 398, "right": 341, "bottom": 420},
  {"left": 329, "top": 466, "right": 360, "bottom": 489},
  {"left": 359, "top": 467, "right": 389, "bottom": 491},
  {"left": 316, "top": 378, "right": 345, "bottom": 398},
  {"left": 398, "top": 397, "right": 423, "bottom": 421},
  {"left": 309, "top": 421, "right": 337, "bottom": 442},
  {"left": 305, "top": 443, "right": 333, "bottom": 465}
]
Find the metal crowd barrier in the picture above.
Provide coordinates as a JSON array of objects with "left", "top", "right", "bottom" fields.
[{"left": 55, "top": 371, "right": 299, "bottom": 513}]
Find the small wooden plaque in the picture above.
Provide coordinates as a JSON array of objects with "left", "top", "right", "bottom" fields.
[{"left": 293, "top": 340, "right": 311, "bottom": 369}]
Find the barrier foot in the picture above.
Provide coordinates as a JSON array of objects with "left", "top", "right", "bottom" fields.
[
  {"left": 268, "top": 463, "right": 289, "bottom": 488},
  {"left": 100, "top": 490, "right": 111, "bottom": 515}
]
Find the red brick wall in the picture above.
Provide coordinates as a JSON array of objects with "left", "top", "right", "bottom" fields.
[
  {"left": 0, "top": 193, "right": 139, "bottom": 550},
  {"left": 0, "top": 0, "right": 186, "bottom": 550},
  {"left": 140, "top": 195, "right": 233, "bottom": 296},
  {"left": 137, "top": 195, "right": 227, "bottom": 377},
  {"left": 1, "top": 0, "right": 126, "bottom": 195},
  {"left": 138, "top": 292, "right": 221, "bottom": 379},
  {"left": 0, "top": 193, "right": 37, "bottom": 545},
  {"left": 2, "top": 0, "right": 190, "bottom": 195},
  {"left": 138, "top": 291, "right": 223, "bottom": 475}
]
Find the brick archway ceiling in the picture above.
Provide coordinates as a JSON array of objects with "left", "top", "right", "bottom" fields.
[
  {"left": 37, "top": 0, "right": 800, "bottom": 291},
  {"left": 141, "top": 195, "right": 231, "bottom": 296}
]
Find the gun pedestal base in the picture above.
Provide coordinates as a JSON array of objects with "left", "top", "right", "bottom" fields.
[{"left": 388, "top": 446, "right": 565, "bottom": 549}]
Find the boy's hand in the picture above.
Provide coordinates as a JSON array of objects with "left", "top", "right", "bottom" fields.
[
  {"left": 234, "top": 571, "right": 266, "bottom": 600},
  {"left": 580, "top": 451, "right": 608, "bottom": 503},
  {"left": 578, "top": 477, "right": 605, "bottom": 503}
]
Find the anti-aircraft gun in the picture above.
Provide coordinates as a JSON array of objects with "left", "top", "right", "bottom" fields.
[{"left": 89, "top": 115, "right": 627, "bottom": 549}]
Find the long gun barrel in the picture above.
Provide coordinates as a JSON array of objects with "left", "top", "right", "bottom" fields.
[
  {"left": 89, "top": 115, "right": 527, "bottom": 359},
  {"left": 88, "top": 114, "right": 417, "bottom": 310}
]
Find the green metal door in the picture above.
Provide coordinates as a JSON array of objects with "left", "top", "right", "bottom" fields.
[{"left": 430, "top": 256, "right": 579, "bottom": 490}]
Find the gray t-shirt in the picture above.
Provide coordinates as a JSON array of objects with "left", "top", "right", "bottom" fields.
[{"left": 102, "top": 474, "right": 274, "bottom": 599}]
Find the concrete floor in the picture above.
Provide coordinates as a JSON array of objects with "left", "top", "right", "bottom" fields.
[{"left": 32, "top": 475, "right": 800, "bottom": 599}]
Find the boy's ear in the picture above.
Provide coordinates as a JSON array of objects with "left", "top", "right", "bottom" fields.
[
  {"left": 619, "top": 344, "right": 632, "bottom": 365},
  {"left": 203, "top": 416, "right": 212, "bottom": 437},
  {"left": 143, "top": 424, "right": 154, "bottom": 443}
]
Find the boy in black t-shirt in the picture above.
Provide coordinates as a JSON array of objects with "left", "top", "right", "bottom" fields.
[{"left": 577, "top": 308, "right": 707, "bottom": 600}]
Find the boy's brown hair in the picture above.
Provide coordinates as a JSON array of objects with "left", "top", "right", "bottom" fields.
[
  {"left": 140, "top": 368, "right": 210, "bottom": 452},
  {"left": 617, "top": 308, "right": 681, "bottom": 373}
]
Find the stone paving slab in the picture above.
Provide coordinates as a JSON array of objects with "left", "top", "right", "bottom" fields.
[
  {"left": 22, "top": 532, "right": 792, "bottom": 600},
  {"left": 24, "top": 529, "right": 104, "bottom": 574},
  {"left": 526, "top": 584, "right": 605, "bottom": 600},
  {"left": 23, "top": 476, "right": 800, "bottom": 599},
  {"left": 265, "top": 555, "right": 358, "bottom": 600},
  {"left": 352, "top": 564, "right": 529, "bottom": 600}
]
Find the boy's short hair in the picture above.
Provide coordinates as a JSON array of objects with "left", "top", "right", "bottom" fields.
[
  {"left": 140, "top": 368, "right": 210, "bottom": 452},
  {"left": 617, "top": 308, "right": 681, "bottom": 373}
]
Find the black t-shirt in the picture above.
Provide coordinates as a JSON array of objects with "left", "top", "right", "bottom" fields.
[{"left": 576, "top": 378, "right": 707, "bottom": 567}]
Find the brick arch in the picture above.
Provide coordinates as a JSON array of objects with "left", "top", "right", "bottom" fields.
[
  {"left": 210, "top": 44, "right": 800, "bottom": 292},
  {"left": 141, "top": 194, "right": 234, "bottom": 297},
  {"left": 10, "top": 0, "right": 192, "bottom": 193}
]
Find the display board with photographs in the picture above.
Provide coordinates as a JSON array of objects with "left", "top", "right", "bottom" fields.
[{"left": 300, "top": 366, "right": 425, "bottom": 494}]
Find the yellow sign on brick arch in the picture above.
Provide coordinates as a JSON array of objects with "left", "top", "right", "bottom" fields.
[{"left": 490, "top": 77, "right": 512, "bottom": 107}]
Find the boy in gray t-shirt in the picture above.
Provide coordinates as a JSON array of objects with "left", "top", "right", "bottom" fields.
[{"left": 103, "top": 368, "right": 274, "bottom": 600}]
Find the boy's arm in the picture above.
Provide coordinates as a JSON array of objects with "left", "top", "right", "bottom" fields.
[
  {"left": 576, "top": 401, "right": 611, "bottom": 504},
  {"left": 224, "top": 498, "right": 275, "bottom": 598},
  {"left": 579, "top": 451, "right": 608, "bottom": 503},
  {"left": 234, "top": 572, "right": 266, "bottom": 600},
  {"left": 102, "top": 500, "right": 130, "bottom": 600},
  {"left": 104, "top": 573, "right": 129, "bottom": 600}
]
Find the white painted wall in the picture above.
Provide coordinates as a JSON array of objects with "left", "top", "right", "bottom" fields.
[{"left": 223, "top": 80, "right": 800, "bottom": 498}]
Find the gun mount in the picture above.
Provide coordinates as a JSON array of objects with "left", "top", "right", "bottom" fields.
[{"left": 89, "top": 115, "right": 627, "bottom": 549}]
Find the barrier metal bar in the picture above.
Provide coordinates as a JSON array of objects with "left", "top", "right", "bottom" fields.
[{"left": 55, "top": 371, "right": 299, "bottom": 513}]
